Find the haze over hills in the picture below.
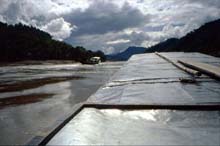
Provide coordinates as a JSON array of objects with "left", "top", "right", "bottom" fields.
[
  {"left": 108, "top": 18, "right": 220, "bottom": 61},
  {"left": 0, "top": 22, "right": 106, "bottom": 63},
  {"left": 106, "top": 46, "right": 146, "bottom": 61}
]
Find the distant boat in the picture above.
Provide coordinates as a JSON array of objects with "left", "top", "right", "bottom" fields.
[{"left": 83, "top": 56, "right": 101, "bottom": 64}]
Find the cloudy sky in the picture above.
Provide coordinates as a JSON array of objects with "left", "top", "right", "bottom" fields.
[{"left": 0, "top": 0, "right": 220, "bottom": 54}]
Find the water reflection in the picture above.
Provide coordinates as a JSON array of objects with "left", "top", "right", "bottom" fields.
[
  {"left": 48, "top": 108, "right": 220, "bottom": 145},
  {"left": 0, "top": 61, "right": 124, "bottom": 145}
]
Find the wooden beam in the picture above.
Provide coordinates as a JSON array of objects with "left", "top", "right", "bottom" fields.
[
  {"left": 178, "top": 60, "right": 220, "bottom": 80},
  {"left": 155, "top": 52, "right": 201, "bottom": 76}
]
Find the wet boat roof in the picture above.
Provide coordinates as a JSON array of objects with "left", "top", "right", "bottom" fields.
[
  {"left": 88, "top": 52, "right": 220, "bottom": 105},
  {"left": 47, "top": 52, "right": 220, "bottom": 145}
]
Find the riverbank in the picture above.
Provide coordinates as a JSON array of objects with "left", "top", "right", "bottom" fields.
[
  {"left": 0, "top": 93, "right": 53, "bottom": 109},
  {"left": 0, "top": 60, "right": 78, "bottom": 67},
  {"left": 0, "top": 76, "right": 84, "bottom": 93}
]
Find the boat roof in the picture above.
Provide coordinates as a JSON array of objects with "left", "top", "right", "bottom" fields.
[
  {"left": 45, "top": 52, "right": 220, "bottom": 145},
  {"left": 88, "top": 52, "right": 220, "bottom": 105}
]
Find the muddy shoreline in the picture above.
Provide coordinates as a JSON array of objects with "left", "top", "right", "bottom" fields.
[
  {"left": 0, "top": 76, "right": 84, "bottom": 93},
  {"left": 0, "top": 93, "right": 54, "bottom": 109},
  {"left": 0, "top": 60, "right": 78, "bottom": 67},
  {"left": 0, "top": 61, "right": 124, "bottom": 145}
]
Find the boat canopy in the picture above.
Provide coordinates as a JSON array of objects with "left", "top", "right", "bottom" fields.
[{"left": 42, "top": 52, "right": 220, "bottom": 145}]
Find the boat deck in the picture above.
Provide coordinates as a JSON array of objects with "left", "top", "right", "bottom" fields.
[{"left": 36, "top": 52, "right": 220, "bottom": 145}]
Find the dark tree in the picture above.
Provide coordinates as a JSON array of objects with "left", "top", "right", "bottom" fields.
[
  {"left": 145, "top": 19, "right": 220, "bottom": 57},
  {"left": 0, "top": 22, "right": 106, "bottom": 63}
]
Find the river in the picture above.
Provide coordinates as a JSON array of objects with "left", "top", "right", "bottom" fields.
[{"left": 0, "top": 61, "right": 124, "bottom": 145}]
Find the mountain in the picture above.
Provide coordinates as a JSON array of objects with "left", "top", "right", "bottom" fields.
[
  {"left": 145, "top": 19, "right": 220, "bottom": 57},
  {"left": 107, "top": 46, "right": 146, "bottom": 61},
  {"left": 107, "top": 18, "right": 220, "bottom": 61},
  {"left": 0, "top": 22, "right": 106, "bottom": 63}
]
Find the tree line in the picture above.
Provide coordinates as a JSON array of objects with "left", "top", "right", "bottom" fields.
[
  {"left": 0, "top": 22, "right": 106, "bottom": 63},
  {"left": 145, "top": 19, "right": 220, "bottom": 57}
]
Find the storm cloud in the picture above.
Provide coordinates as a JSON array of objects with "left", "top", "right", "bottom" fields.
[
  {"left": 0, "top": 0, "right": 220, "bottom": 54},
  {"left": 64, "top": 1, "right": 150, "bottom": 36}
]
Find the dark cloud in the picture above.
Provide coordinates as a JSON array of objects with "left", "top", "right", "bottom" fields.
[
  {"left": 2, "top": 1, "right": 22, "bottom": 24},
  {"left": 64, "top": 0, "right": 151, "bottom": 53},
  {"left": 67, "top": 30, "right": 151, "bottom": 54},
  {"left": 64, "top": 1, "right": 150, "bottom": 36}
]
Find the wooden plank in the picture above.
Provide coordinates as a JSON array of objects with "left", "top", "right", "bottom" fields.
[
  {"left": 178, "top": 60, "right": 220, "bottom": 80},
  {"left": 155, "top": 52, "right": 201, "bottom": 76}
]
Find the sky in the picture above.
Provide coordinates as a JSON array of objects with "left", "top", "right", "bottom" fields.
[{"left": 0, "top": 0, "right": 220, "bottom": 54}]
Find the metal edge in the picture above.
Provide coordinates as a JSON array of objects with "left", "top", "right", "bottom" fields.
[
  {"left": 83, "top": 102, "right": 220, "bottom": 111},
  {"left": 26, "top": 103, "right": 84, "bottom": 146},
  {"left": 27, "top": 102, "right": 220, "bottom": 145}
]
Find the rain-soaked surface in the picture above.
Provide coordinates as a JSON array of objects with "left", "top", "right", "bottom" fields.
[
  {"left": 0, "top": 61, "right": 124, "bottom": 145},
  {"left": 48, "top": 108, "right": 220, "bottom": 145},
  {"left": 88, "top": 53, "right": 220, "bottom": 105},
  {"left": 48, "top": 52, "right": 220, "bottom": 145}
]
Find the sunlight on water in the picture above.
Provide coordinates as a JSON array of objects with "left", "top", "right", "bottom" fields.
[{"left": 0, "top": 61, "right": 124, "bottom": 145}]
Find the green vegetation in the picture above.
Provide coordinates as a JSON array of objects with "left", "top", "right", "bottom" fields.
[
  {"left": 0, "top": 22, "right": 106, "bottom": 63},
  {"left": 145, "top": 19, "right": 220, "bottom": 57}
]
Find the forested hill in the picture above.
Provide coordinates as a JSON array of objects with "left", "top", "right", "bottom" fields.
[
  {"left": 145, "top": 19, "right": 220, "bottom": 57},
  {"left": 0, "top": 22, "right": 105, "bottom": 62}
]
